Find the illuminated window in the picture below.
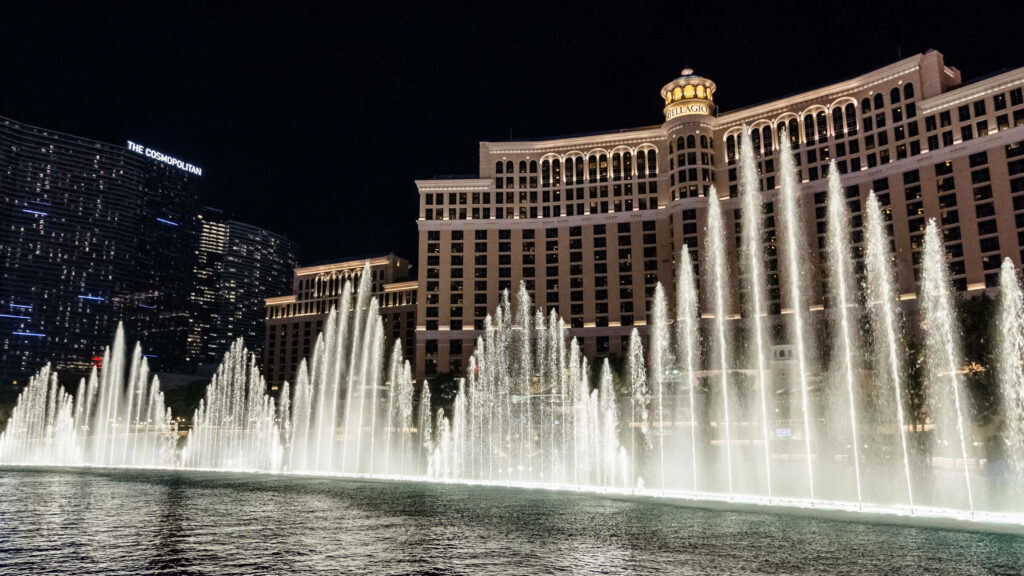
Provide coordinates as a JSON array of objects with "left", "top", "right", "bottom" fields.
[
  {"left": 673, "top": 87, "right": 682, "bottom": 100},
  {"left": 683, "top": 85, "right": 695, "bottom": 98}
]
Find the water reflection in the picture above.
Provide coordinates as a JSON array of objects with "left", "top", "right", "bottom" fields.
[{"left": 1, "top": 468, "right": 1022, "bottom": 575}]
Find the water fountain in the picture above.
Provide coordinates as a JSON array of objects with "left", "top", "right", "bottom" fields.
[
  {"left": 999, "top": 259, "right": 1024, "bottom": 480},
  {"left": 738, "top": 127, "right": 773, "bottom": 501},
  {"left": 3, "top": 126, "right": 1024, "bottom": 528},
  {"left": 777, "top": 130, "right": 817, "bottom": 502},
  {"left": 0, "top": 324, "right": 177, "bottom": 467}
]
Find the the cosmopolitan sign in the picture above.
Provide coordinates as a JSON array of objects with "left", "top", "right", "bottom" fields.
[{"left": 127, "top": 141, "right": 203, "bottom": 176}]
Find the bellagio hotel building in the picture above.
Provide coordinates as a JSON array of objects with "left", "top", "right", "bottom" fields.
[{"left": 414, "top": 50, "right": 1024, "bottom": 380}]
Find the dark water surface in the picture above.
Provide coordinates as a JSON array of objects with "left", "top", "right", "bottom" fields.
[{"left": 0, "top": 467, "right": 1022, "bottom": 575}]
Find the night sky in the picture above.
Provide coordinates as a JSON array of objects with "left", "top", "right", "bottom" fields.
[{"left": 2, "top": 1, "right": 1019, "bottom": 265}]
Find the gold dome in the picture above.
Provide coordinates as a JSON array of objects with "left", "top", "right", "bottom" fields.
[{"left": 660, "top": 69, "right": 716, "bottom": 121}]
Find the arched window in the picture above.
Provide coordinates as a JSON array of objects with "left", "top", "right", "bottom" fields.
[
  {"left": 890, "top": 87, "right": 901, "bottom": 105},
  {"left": 762, "top": 125, "right": 773, "bottom": 154},
  {"left": 904, "top": 83, "right": 915, "bottom": 100},
  {"left": 832, "top": 107, "right": 844, "bottom": 135},
  {"left": 686, "top": 134, "right": 696, "bottom": 149},
  {"left": 646, "top": 150, "right": 656, "bottom": 177},
  {"left": 816, "top": 111, "right": 828, "bottom": 139},
  {"left": 599, "top": 154, "right": 608, "bottom": 181},
  {"left": 751, "top": 129, "right": 761, "bottom": 156},
  {"left": 804, "top": 114, "right": 815, "bottom": 144},
  {"left": 623, "top": 151, "right": 632, "bottom": 179},
  {"left": 541, "top": 160, "right": 550, "bottom": 186},
  {"left": 565, "top": 158, "right": 574, "bottom": 184},
  {"left": 495, "top": 161, "right": 503, "bottom": 174},
  {"left": 676, "top": 136, "right": 685, "bottom": 150},
  {"left": 845, "top": 103, "right": 857, "bottom": 131},
  {"left": 788, "top": 119, "right": 799, "bottom": 147},
  {"left": 700, "top": 135, "right": 709, "bottom": 148},
  {"left": 575, "top": 157, "right": 583, "bottom": 182},
  {"left": 861, "top": 97, "right": 871, "bottom": 113},
  {"left": 873, "top": 93, "right": 883, "bottom": 110},
  {"left": 519, "top": 160, "right": 527, "bottom": 173},
  {"left": 552, "top": 158, "right": 561, "bottom": 186},
  {"left": 636, "top": 150, "right": 646, "bottom": 176},
  {"left": 530, "top": 160, "right": 537, "bottom": 173},
  {"left": 726, "top": 134, "right": 737, "bottom": 162},
  {"left": 588, "top": 155, "right": 597, "bottom": 181},
  {"left": 611, "top": 153, "right": 621, "bottom": 180}
]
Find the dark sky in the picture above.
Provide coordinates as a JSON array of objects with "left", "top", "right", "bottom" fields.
[{"left": 2, "top": 1, "right": 1020, "bottom": 265}]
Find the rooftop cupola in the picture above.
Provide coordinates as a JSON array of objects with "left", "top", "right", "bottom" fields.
[{"left": 660, "top": 68, "right": 716, "bottom": 121}]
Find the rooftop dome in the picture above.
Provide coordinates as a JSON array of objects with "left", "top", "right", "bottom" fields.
[{"left": 660, "top": 69, "right": 716, "bottom": 121}]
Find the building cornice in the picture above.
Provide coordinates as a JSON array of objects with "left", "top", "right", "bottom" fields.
[
  {"left": 481, "top": 127, "right": 665, "bottom": 155},
  {"left": 415, "top": 179, "right": 491, "bottom": 191},
  {"left": 715, "top": 58, "right": 926, "bottom": 129},
  {"left": 920, "top": 68, "right": 1024, "bottom": 113},
  {"left": 295, "top": 256, "right": 394, "bottom": 276},
  {"left": 265, "top": 295, "right": 296, "bottom": 305},
  {"left": 384, "top": 280, "right": 418, "bottom": 291}
]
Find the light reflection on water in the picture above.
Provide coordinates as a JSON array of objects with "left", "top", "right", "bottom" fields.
[{"left": 0, "top": 467, "right": 1022, "bottom": 576}]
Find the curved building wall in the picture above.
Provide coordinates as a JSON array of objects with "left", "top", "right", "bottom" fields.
[
  {"left": 415, "top": 51, "right": 1024, "bottom": 380},
  {"left": 0, "top": 116, "right": 199, "bottom": 384}
]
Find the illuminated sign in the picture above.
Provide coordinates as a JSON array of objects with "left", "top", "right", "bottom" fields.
[
  {"left": 665, "top": 102, "right": 711, "bottom": 120},
  {"left": 127, "top": 141, "right": 203, "bottom": 176},
  {"left": 776, "top": 428, "right": 793, "bottom": 438}
]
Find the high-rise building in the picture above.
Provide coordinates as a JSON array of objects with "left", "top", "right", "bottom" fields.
[
  {"left": 263, "top": 253, "right": 416, "bottom": 391},
  {"left": 0, "top": 115, "right": 200, "bottom": 385},
  {"left": 190, "top": 212, "right": 299, "bottom": 366},
  {"left": 415, "top": 50, "right": 1024, "bottom": 379}
]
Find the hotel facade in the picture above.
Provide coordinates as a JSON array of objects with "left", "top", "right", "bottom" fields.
[
  {"left": 414, "top": 50, "right": 1024, "bottom": 379},
  {"left": 263, "top": 254, "right": 417, "bottom": 391},
  {"left": 0, "top": 116, "right": 200, "bottom": 383}
]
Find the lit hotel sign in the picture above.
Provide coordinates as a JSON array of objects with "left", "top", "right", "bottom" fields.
[
  {"left": 665, "top": 102, "right": 711, "bottom": 120},
  {"left": 127, "top": 141, "right": 203, "bottom": 176}
]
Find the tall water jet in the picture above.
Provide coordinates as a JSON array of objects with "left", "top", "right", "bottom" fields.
[
  {"left": 705, "top": 187, "right": 734, "bottom": 496},
  {"left": 777, "top": 129, "right": 816, "bottom": 501},
  {"left": 738, "top": 126, "right": 773, "bottom": 500},
  {"left": 650, "top": 284, "right": 670, "bottom": 490},
  {"left": 0, "top": 365, "right": 77, "bottom": 465},
  {"left": 628, "top": 328, "right": 648, "bottom": 489},
  {"left": 384, "top": 344, "right": 402, "bottom": 474},
  {"left": 418, "top": 382, "right": 433, "bottom": 467},
  {"left": 342, "top": 269, "right": 373, "bottom": 473},
  {"left": 863, "top": 192, "right": 914, "bottom": 510},
  {"left": 598, "top": 359, "right": 619, "bottom": 488},
  {"left": 184, "top": 340, "right": 282, "bottom": 471},
  {"left": 0, "top": 324, "right": 176, "bottom": 468},
  {"left": 920, "top": 220, "right": 974, "bottom": 514},
  {"left": 998, "top": 258, "right": 1024, "bottom": 479},
  {"left": 513, "top": 283, "right": 534, "bottom": 482},
  {"left": 676, "top": 247, "right": 700, "bottom": 491},
  {"left": 825, "top": 161, "right": 863, "bottom": 506}
]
